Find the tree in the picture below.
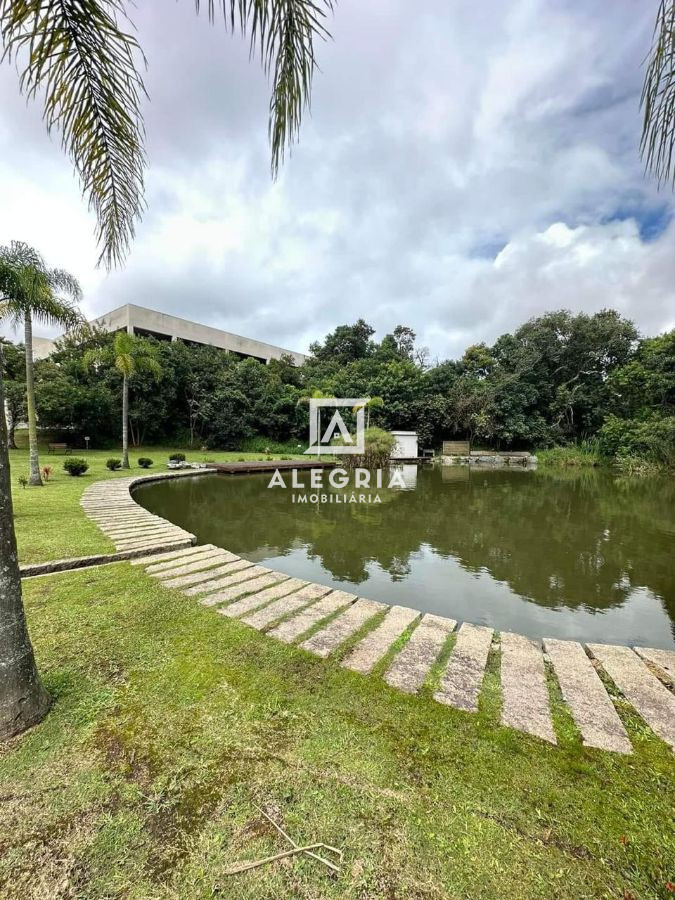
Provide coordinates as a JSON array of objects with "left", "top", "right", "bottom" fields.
[
  {"left": 308, "top": 320, "right": 376, "bottom": 365},
  {"left": 0, "top": 242, "right": 82, "bottom": 485},
  {"left": 1, "top": 339, "right": 26, "bottom": 449},
  {"left": 84, "top": 332, "right": 162, "bottom": 468},
  {"left": 0, "top": 338, "right": 50, "bottom": 739},
  {"left": 0, "top": 0, "right": 334, "bottom": 268}
]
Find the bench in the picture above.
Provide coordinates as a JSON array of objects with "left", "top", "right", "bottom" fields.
[
  {"left": 47, "top": 443, "right": 72, "bottom": 454},
  {"left": 442, "top": 440, "right": 471, "bottom": 456}
]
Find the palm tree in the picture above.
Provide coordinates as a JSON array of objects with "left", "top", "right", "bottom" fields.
[
  {"left": 0, "top": 0, "right": 334, "bottom": 268},
  {"left": 0, "top": 338, "right": 50, "bottom": 739},
  {"left": 353, "top": 395, "right": 384, "bottom": 429},
  {"left": 0, "top": 0, "right": 332, "bottom": 738},
  {"left": 642, "top": 2, "right": 675, "bottom": 185},
  {"left": 0, "top": 242, "right": 82, "bottom": 485},
  {"left": 84, "top": 332, "right": 162, "bottom": 469}
]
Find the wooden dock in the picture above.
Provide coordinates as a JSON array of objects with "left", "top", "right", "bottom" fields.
[{"left": 205, "top": 459, "right": 335, "bottom": 475}]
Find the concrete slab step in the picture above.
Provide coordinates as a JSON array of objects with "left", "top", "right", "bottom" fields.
[
  {"left": 267, "top": 591, "right": 356, "bottom": 644},
  {"left": 634, "top": 646, "right": 675, "bottom": 682},
  {"left": 149, "top": 550, "right": 239, "bottom": 579},
  {"left": 434, "top": 622, "right": 493, "bottom": 712},
  {"left": 241, "top": 583, "right": 332, "bottom": 630},
  {"left": 162, "top": 559, "right": 253, "bottom": 589},
  {"left": 131, "top": 545, "right": 218, "bottom": 567},
  {"left": 383, "top": 614, "right": 455, "bottom": 694},
  {"left": 544, "top": 639, "right": 631, "bottom": 754},
  {"left": 501, "top": 632, "right": 556, "bottom": 744},
  {"left": 588, "top": 643, "right": 675, "bottom": 751},
  {"left": 189, "top": 566, "right": 271, "bottom": 601},
  {"left": 342, "top": 605, "right": 419, "bottom": 674},
  {"left": 299, "top": 598, "right": 387, "bottom": 658},
  {"left": 211, "top": 573, "right": 290, "bottom": 607},
  {"left": 219, "top": 578, "right": 307, "bottom": 618}
]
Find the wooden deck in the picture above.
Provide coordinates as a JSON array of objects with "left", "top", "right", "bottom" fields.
[{"left": 205, "top": 459, "right": 335, "bottom": 475}]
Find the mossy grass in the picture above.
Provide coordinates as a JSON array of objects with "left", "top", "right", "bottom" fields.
[{"left": 0, "top": 564, "right": 672, "bottom": 897}]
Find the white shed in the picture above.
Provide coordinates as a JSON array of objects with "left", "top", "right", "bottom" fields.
[{"left": 390, "top": 430, "right": 418, "bottom": 459}]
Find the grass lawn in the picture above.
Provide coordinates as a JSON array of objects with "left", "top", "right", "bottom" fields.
[
  {"left": 0, "top": 562, "right": 673, "bottom": 898},
  {"left": 9, "top": 446, "right": 305, "bottom": 564},
  {"left": 2, "top": 447, "right": 674, "bottom": 898}
]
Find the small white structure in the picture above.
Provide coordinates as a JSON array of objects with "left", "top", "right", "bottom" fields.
[{"left": 390, "top": 430, "right": 418, "bottom": 459}]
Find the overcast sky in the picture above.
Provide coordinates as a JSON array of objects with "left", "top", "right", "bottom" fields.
[{"left": 1, "top": 0, "right": 674, "bottom": 360}]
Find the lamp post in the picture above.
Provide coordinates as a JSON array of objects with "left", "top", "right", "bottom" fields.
[{"left": 84, "top": 436, "right": 90, "bottom": 452}]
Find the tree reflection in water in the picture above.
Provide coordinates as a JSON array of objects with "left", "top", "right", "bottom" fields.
[{"left": 135, "top": 466, "right": 675, "bottom": 648}]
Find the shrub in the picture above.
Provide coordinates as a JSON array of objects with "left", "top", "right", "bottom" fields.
[
  {"left": 106, "top": 458, "right": 122, "bottom": 471},
  {"left": 64, "top": 458, "right": 89, "bottom": 476},
  {"left": 599, "top": 415, "right": 675, "bottom": 469},
  {"left": 169, "top": 452, "right": 186, "bottom": 462},
  {"left": 18, "top": 475, "right": 27, "bottom": 489},
  {"left": 138, "top": 458, "right": 153, "bottom": 469},
  {"left": 335, "top": 427, "right": 397, "bottom": 469}
]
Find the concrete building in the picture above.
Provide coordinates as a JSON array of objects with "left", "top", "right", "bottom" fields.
[
  {"left": 91, "top": 304, "right": 306, "bottom": 365},
  {"left": 31, "top": 303, "right": 307, "bottom": 365}
]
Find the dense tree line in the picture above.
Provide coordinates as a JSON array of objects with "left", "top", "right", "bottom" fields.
[{"left": 2, "top": 309, "right": 674, "bottom": 466}]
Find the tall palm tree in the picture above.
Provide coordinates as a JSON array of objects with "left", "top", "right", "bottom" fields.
[
  {"left": 642, "top": 1, "right": 675, "bottom": 186},
  {"left": 0, "top": 0, "right": 334, "bottom": 269},
  {"left": 0, "top": 241, "right": 82, "bottom": 485},
  {"left": 84, "top": 332, "right": 162, "bottom": 469},
  {"left": 0, "top": 337, "right": 50, "bottom": 739},
  {"left": 353, "top": 395, "right": 384, "bottom": 429}
]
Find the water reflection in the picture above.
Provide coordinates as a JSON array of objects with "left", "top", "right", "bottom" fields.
[{"left": 134, "top": 465, "right": 675, "bottom": 649}]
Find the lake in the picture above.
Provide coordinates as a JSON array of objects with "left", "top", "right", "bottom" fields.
[{"left": 134, "top": 464, "right": 675, "bottom": 649}]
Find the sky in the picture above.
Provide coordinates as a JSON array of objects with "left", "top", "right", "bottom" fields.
[{"left": 1, "top": 0, "right": 674, "bottom": 361}]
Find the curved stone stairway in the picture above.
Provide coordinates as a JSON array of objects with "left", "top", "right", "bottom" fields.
[{"left": 80, "top": 473, "right": 675, "bottom": 756}]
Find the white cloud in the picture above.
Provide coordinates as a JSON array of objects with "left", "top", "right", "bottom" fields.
[{"left": 0, "top": 0, "right": 673, "bottom": 357}]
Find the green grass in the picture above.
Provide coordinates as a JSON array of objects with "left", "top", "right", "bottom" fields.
[
  {"left": 0, "top": 564, "right": 673, "bottom": 898},
  {"left": 536, "top": 442, "right": 605, "bottom": 468},
  {"left": 9, "top": 446, "right": 306, "bottom": 564}
]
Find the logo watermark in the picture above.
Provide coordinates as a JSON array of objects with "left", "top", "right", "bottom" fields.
[
  {"left": 268, "top": 466, "right": 407, "bottom": 504},
  {"left": 304, "top": 397, "right": 369, "bottom": 456}
]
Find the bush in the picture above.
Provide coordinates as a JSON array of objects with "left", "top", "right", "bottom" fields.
[
  {"left": 169, "top": 452, "right": 186, "bottom": 462},
  {"left": 599, "top": 415, "right": 675, "bottom": 469},
  {"left": 18, "top": 475, "right": 27, "bottom": 489},
  {"left": 106, "top": 458, "right": 121, "bottom": 471},
  {"left": 63, "top": 458, "right": 89, "bottom": 476},
  {"left": 138, "top": 458, "right": 153, "bottom": 469},
  {"left": 336, "top": 427, "right": 397, "bottom": 469}
]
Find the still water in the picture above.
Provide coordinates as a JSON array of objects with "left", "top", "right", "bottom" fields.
[{"left": 134, "top": 465, "right": 675, "bottom": 649}]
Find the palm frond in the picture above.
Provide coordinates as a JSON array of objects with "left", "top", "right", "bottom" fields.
[
  {"left": 29, "top": 293, "right": 83, "bottom": 329},
  {"left": 133, "top": 355, "right": 163, "bottom": 382},
  {"left": 641, "top": 0, "right": 675, "bottom": 186},
  {"left": 1, "top": 0, "right": 147, "bottom": 268},
  {"left": 195, "top": 0, "right": 334, "bottom": 176},
  {"left": 48, "top": 268, "right": 83, "bottom": 302}
]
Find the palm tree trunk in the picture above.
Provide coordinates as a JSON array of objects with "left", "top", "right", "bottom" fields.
[
  {"left": 121, "top": 375, "right": 130, "bottom": 469},
  {"left": 0, "top": 344, "right": 50, "bottom": 739},
  {"left": 23, "top": 312, "right": 42, "bottom": 486}
]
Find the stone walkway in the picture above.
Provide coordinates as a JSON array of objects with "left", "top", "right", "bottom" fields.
[{"left": 80, "top": 474, "right": 675, "bottom": 756}]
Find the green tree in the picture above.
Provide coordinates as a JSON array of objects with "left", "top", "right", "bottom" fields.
[
  {"left": 0, "top": 242, "right": 82, "bottom": 485},
  {"left": 84, "top": 332, "right": 162, "bottom": 468},
  {"left": 0, "top": 339, "right": 26, "bottom": 449}
]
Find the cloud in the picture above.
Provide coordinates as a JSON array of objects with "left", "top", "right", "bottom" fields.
[{"left": 0, "top": 0, "right": 673, "bottom": 360}]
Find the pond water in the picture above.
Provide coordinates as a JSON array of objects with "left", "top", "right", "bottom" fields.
[{"left": 134, "top": 465, "right": 675, "bottom": 649}]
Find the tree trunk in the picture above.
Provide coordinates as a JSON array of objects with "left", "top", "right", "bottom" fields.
[
  {"left": 121, "top": 375, "right": 130, "bottom": 469},
  {"left": 0, "top": 344, "right": 50, "bottom": 740},
  {"left": 23, "top": 312, "right": 42, "bottom": 486}
]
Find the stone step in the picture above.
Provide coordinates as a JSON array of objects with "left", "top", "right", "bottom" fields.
[
  {"left": 145, "top": 547, "right": 227, "bottom": 575},
  {"left": 241, "top": 583, "right": 332, "bottom": 630},
  {"left": 588, "top": 643, "right": 675, "bottom": 751},
  {"left": 189, "top": 566, "right": 271, "bottom": 601},
  {"left": 115, "top": 532, "right": 189, "bottom": 549},
  {"left": 634, "top": 646, "right": 675, "bottom": 682},
  {"left": 267, "top": 591, "right": 356, "bottom": 644},
  {"left": 299, "top": 598, "right": 387, "bottom": 658},
  {"left": 544, "top": 639, "right": 631, "bottom": 754},
  {"left": 219, "top": 578, "right": 307, "bottom": 619},
  {"left": 131, "top": 544, "right": 218, "bottom": 566},
  {"left": 162, "top": 559, "right": 252, "bottom": 589},
  {"left": 384, "top": 614, "right": 456, "bottom": 694},
  {"left": 148, "top": 549, "right": 239, "bottom": 578},
  {"left": 342, "top": 605, "right": 419, "bottom": 674},
  {"left": 500, "top": 632, "right": 556, "bottom": 744},
  {"left": 211, "top": 573, "right": 290, "bottom": 607},
  {"left": 434, "top": 622, "right": 493, "bottom": 712}
]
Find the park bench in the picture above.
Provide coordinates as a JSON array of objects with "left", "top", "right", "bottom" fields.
[{"left": 47, "top": 442, "right": 72, "bottom": 454}]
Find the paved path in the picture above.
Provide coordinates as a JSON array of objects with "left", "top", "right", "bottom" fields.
[{"left": 78, "top": 472, "right": 675, "bottom": 756}]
